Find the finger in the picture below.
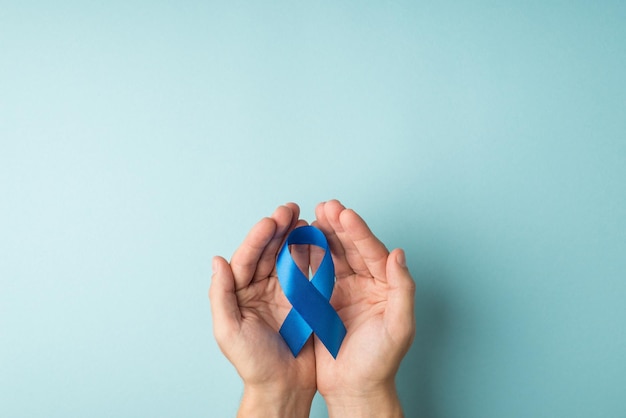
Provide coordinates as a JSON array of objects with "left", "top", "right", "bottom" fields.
[
  {"left": 252, "top": 204, "right": 298, "bottom": 282},
  {"left": 384, "top": 249, "right": 416, "bottom": 348},
  {"left": 284, "top": 202, "right": 301, "bottom": 229},
  {"left": 323, "top": 200, "right": 370, "bottom": 278},
  {"left": 230, "top": 216, "right": 277, "bottom": 290},
  {"left": 339, "top": 208, "right": 389, "bottom": 281},
  {"left": 313, "top": 201, "right": 352, "bottom": 279},
  {"left": 209, "top": 256, "right": 242, "bottom": 345}
]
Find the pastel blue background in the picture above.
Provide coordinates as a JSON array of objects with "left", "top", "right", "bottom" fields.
[{"left": 1, "top": 1, "right": 625, "bottom": 417}]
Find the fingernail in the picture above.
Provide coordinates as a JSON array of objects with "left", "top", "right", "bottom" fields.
[{"left": 397, "top": 250, "right": 406, "bottom": 268}]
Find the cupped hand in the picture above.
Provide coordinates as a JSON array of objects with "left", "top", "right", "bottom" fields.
[
  {"left": 209, "top": 203, "right": 316, "bottom": 417},
  {"left": 312, "top": 200, "right": 416, "bottom": 416}
]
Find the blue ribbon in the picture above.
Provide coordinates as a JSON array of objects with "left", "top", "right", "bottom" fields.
[{"left": 277, "top": 226, "right": 346, "bottom": 358}]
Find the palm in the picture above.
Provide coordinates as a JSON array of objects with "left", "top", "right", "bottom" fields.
[
  {"left": 315, "top": 272, "right": 397, "bottom": 393},
  {"left": 234, "top": 272, "right": 315, "bottom": 387}
]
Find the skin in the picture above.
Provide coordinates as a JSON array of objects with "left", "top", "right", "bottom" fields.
[
  {"left": 209, "top": 200, "right": 416, "bottom": 417},
  {"left": 209, "top": 203, "right": 315, "bottom": 418},
  {"left": 312, "top": 200, "right": 416, "bottom": 417}
]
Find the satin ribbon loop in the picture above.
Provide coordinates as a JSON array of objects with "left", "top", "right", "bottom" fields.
[{"left": 277, "top": 226, "right": 346, "bottom": 358}]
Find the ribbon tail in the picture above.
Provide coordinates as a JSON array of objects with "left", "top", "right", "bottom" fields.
[
  {"left": 317, "top": 318, "right": 346, "bottom": 359},
  {"left": 279, "top": 309, "right": 312, "bottom": 357}
]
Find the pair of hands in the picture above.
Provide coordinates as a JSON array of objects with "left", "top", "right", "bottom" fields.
[{"left": 209, "top": 200, "right": 416, "bottom": 417}]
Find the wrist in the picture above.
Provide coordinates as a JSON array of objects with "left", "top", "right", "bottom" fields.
[
  {"left": 323, "top": 382, "right": 403, "bottom": 418},
  {"left": 237, "top": 384, "right": 315, "bottom": 418}
]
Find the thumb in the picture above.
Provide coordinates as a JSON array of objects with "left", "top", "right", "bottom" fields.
[
  {"left": 385, "top": 249, "right": 416, "bottom": 346},
  {"left": 209, "top": 256, "right": 242, "bottom": 345}
]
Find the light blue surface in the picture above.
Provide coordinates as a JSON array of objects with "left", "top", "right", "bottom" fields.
[{"left": 1, "top": 2, "right": 625, "bottom": 417}]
